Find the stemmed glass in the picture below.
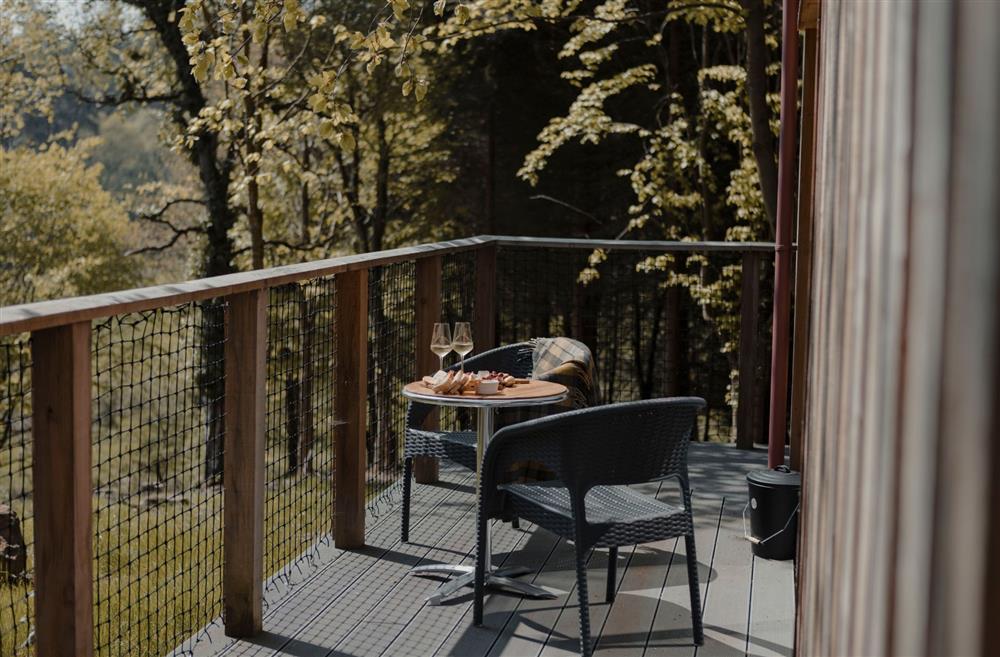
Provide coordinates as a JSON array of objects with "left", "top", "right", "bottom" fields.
[
  {"left": 430, "top": 323, "right": 452, "bottom": 372},
  {"left": 452, "top": 322, "right": 474, "bottom": 373}
]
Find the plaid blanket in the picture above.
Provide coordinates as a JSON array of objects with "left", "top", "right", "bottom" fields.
[{"left": 498, "top": 337, "right": 598, "bottom": 484}]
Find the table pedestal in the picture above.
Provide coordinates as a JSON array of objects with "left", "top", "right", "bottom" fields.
[{"left": 409, "top": 406, "right": 555, "bottom": 605}]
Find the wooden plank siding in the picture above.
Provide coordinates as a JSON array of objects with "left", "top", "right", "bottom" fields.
[{"left": 797, "top": 1, "right": 1000, "bottom": 655}]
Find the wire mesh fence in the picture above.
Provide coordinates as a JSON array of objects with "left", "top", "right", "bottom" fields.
[
  {"left": 264, "top": 279, "right": 336, "bottom": 599},
  {"left": 495, "top": 246, "right": 772, "bottom": 442},
  {"left": 0, "top": 335, "right": 32, "bottom": 657},
  {"left": 91, "top": 300, "right": 227, "bottom": 657},
  {"left": 367, "top": 262, "right": 416, "bottom": 511},
  {"left": 0, "top": 239, "right": 773, "bottom": 656}
]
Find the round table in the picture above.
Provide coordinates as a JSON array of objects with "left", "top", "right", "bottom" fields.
[{"left": 402, "top": 379, "right": 568, "bottom": 605}]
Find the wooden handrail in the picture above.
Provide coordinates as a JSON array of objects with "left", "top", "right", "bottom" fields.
[
  {"left": 0, "top": 236, "right": 776, "bottom": 336},
  {"left": 490, "top": 236, "right": 777, "bottom": 253}
]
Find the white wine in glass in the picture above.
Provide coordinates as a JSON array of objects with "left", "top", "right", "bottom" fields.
[
  {"left": 452, "top": 322, "right": 474, "bottom": 372},
  {"left": 430, "top": 323, "right": 452, "bottom": 372}
]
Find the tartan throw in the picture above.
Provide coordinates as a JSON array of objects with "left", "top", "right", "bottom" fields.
[{"left": 501, "top": 337, "right": 598, "bottom": 484}]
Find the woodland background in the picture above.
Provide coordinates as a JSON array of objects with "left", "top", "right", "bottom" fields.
[
  {"left": 0, "top": 3, "right": 781, "bottom": 653},
  {"left": 1, "top": 0, "right": 780, "bottom": 302}
]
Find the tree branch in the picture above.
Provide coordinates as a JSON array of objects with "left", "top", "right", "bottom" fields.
[{"left": 127, "top": 198, "right": 208, "bottom": 255}]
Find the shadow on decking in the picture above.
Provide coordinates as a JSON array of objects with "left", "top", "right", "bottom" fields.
[{"left": 178, "top": 442, "right": 794, "bottom": 657}]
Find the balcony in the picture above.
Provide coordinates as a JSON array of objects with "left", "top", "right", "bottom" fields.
[
  {"left": 177, "top": 445, "right": 792, "bottom": 657},
  {"left": 0, "top": 236, "right": 786, "bottom": 657}
]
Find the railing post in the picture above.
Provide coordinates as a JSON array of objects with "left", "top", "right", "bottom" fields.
[
  {"left": 413, "top": 256, "right": 442, "bottom": 484},
  {"left": 223, "top": 290, "right": 266, "bottom": 637},
  {"left": 737, "top": 252, "right": 762, "bottom": 449},
  {"left": 31, "top": 321, "right": 94, "bottom": 657},
  {"left": 474, "top": 243, "right": 497, "bottom": 354},
  {"left": 335, "top": 268, "right": 368, "bottom": 548}
]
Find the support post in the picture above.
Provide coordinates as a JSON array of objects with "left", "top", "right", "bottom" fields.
[
  {"left": 789, "top": 26, "right": 820, "bottom": 472},
  {"left": 32, "top": 321, "right": 94, "bottom": 657},
  {"left": 474, "top": 244, "right": 497, "bottom": 354},
  {"left": 766, "top": 0, "right": 801, "bottom": 469},
  {"left": 335, "top": 268, "right": 368, "bottom": 548},
  {"left": 737, "top": 253, "right": 762, "bottom": 449},
  {"left": 223, "top": 290, "right": 266, "bottom": 637},
  {"left": 413, "top": 256, "right": 442, "bottom": 484}
]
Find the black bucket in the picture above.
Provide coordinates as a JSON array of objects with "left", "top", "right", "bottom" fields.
[{"left": 745, "top": 466, "right": 801, "bottom": 560}]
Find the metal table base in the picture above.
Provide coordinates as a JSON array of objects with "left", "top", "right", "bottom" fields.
[
  {"left": 411, "top": 563, "right": 550, "bottom": 606},
  {"left": 409, "top": 405, "right": 557, "bottom": 604}
]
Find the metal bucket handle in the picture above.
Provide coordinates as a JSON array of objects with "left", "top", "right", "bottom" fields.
[{"left": 742, "top": 499, "right": 801, "bottom": 546}]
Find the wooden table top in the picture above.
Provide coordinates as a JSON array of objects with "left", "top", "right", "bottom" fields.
[{"left": 402, "top": 379, "right": 568, "bottom": 405}]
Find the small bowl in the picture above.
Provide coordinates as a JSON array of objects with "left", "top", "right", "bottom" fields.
[{"left": 476, "top": 379, "right": 500, "bottom": 395}]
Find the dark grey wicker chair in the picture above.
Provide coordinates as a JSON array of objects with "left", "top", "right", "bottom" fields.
[
  {"left": 401, "top": 342, "right": 534, "bottom": 542},
  {"left": 473, "top": 398, "right": 706, "bottom": 657}
]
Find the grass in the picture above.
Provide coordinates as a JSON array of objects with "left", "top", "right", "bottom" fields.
[{"left": 1, "top": 445, "right": 339, "bottom": 657}]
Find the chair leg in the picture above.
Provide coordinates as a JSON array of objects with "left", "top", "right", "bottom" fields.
[
  {"left": 511, "top": 516, "right": 520, "bottom": 530},
  {"left": 401, "top": 457, "right": 412, "bottom": 543},
  {"left": 684, "top": 533, "right": 704, "bottom": 645},
  {"left": 606, "top": 546, "right": 618, "bottom": 603},
  {"left": 573, "top": 541, "right": 593, "bottom": 657}
]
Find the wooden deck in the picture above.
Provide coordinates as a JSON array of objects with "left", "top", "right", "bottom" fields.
[{"left": 180, "top": 442, "right": 794, "bottom": 657}]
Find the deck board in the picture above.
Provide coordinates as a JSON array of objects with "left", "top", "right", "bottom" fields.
[
  {"left": 177, "top": 443, "right": 794, "bottom": 657},
  {"left": 643, "top": 495, "right": 723, "bottom": 657},
  {"left": 424, "top": 524, "right": 559, "bottom": 657},
  {"left": 385, "top": 514, "right": 531, "bottom": 657},
  {"left": 177, "top": 467, "right": 475, "bottom": 657},
  {"left": 746, "top": 556, "right": 795, "bottom": 657},
  {"left": 692, "top": 499, "right": 752, "bottom": 657},
  {"left": 485, "top": 535, "right": 596, "bottom": 657}
]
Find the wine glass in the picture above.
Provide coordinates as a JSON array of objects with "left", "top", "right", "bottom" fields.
[
  {"left": 452, "top": 322, "right": 474, "bottom": 373},
  {"left": 430, "top": 323, "right": 452, "bottom": 372}
]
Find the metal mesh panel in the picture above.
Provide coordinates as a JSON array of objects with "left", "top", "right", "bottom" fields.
[
  {"left": 367, "top": 262, "right": 416, "bottom": 510},
  {"left": 438, "top": 251, "right": 478, "bottom": 432},
  {"left": 264, "top": 279, "right": 336, "bottom": 596},
  {"left": 0, "top": 336, "right": 32, "bottom": 657},
  {"left": 91, "top": 301, "right": 226, "bottom": 656},
  {"left": 496, "top": 246, "right": 760, "bottom": 441},
  {"left": 441, "top": 250, "right": 476, "bottom": 327}
]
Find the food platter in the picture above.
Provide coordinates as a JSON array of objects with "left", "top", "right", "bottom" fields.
[
  {"left": 401, "top": 379, "right": 568, "bottom": 405},
  {"left": 419, "top": 369, "right": 529, "bottom": 395}
]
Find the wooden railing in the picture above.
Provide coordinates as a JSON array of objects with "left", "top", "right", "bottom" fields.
[{"left": 0, "top": 236, "right": 773, "bottom": 657}]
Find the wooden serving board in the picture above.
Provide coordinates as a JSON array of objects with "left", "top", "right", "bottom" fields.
[{"left": 403, "top": 379, "right": 567, "bottom": 401}]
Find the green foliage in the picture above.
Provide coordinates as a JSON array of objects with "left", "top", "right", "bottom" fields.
[
  {"left": 436, "top": 0, "right": 780, "bottom": 415},
  {"left": 0, "top": 0, "right": 66, "bottom": 142},
  {"left": 0, "top": 142, "right": 140, "bottom": 305}
]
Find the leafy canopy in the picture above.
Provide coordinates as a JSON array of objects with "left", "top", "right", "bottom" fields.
[{"left": 0, "top": 142, "right": 140, "bottom": 305}]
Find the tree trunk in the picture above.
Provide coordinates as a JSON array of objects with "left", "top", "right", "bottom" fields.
[
  {"left": 244, "top": 30, "right": 269, "bottom": 270},
  {"left": 663, "top": 283, "right": 686, "bottom": 396},
  {"left": 300, "top": 138, "right": 312, "bottom": 244},
  {"left": 369, "top": 117, "right": 396, "bottom": 471},
  {"left": 742, "top": 0, "right": 779, "bottom": 234},
  {"left": 247, "top": 160, "right": 265, "bottom": 269},
  {"left": 284, "top": 370, "right": 301, "bottom": 473},
  {"left": 298, "top": 295, "right": 317, "bottom": 474},
  {"left": 140, "top": 1, "right": 238, "bottom": 481}
]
